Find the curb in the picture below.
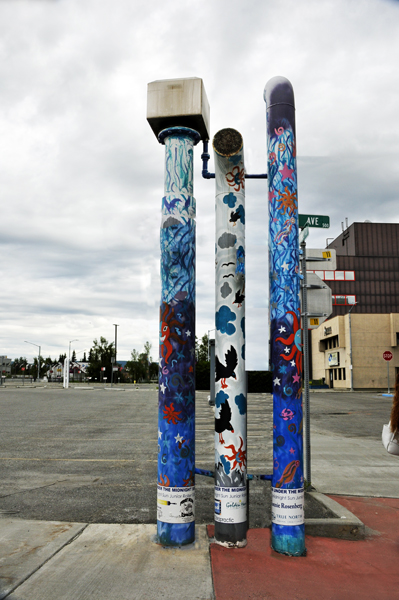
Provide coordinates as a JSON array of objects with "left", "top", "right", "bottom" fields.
[{"left": 305, "top": 492, "right": 365, "bottom": 540}]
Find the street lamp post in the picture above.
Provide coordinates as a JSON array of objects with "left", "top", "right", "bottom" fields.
[
  {"left": 24, "top": 341, "right": 41, "bottom": 380},
  {"left": 207, "top": 329, "right": 215, "bottom": 361},
  {"left": 69, "top": 339, "right": 78, "bottom": 363},
  {"left": 348, "top": 303, "right": 357, "bottom": 392},
  {"left": 69, "top": 339, "right": 78, "bottom": 383},
  {"left": 111, "top": 324, "right": 119, "bottom": 387}
]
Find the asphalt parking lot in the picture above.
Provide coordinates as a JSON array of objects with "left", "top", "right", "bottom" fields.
[{"left": 0, "top": 384, "right": 396, "bottom": 527}]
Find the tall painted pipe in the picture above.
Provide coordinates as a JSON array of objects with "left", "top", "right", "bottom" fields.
[
  {"left": 213, "top": 128, "right": 247, "bottom": 547},
  {"left": 264, "top": 78, "right": 305, "bottom": 556},
  {"left": 157, "top": 126, "right": 200, "bottom": 546}
]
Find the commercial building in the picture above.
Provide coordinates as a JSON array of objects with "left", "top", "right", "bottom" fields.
[
  {"left": 311, "top": 313, "right": 399, "bottom": 389},
  {"left": 310, "top": 222, "right": 399, "bottom": 389},
  {"left": 0, "top": 356, "right": 11, "bottom": 376}
]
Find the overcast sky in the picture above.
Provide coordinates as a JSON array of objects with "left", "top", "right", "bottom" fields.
[{"left": 1, "top": 0, "right": 399, "bottom": 369}]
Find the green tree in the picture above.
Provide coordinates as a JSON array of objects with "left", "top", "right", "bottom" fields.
[
  {"left": 149, "top": 362, "right": 158, "bottom": 380},
  {"left": 196, "top": 334, "right": 209, "bottom": 362},
  {"left": 87, "top": 337, "right": 115, "bottom": 382},
  {"left": 71, "top": 350, "right": 77, "bottom": 363},
  {"left": 125, "top": 342, "right": 155, "bottom": 382},
  {"left": 125, "top": 347, "right": 146, "bottom": 382},
  {"left": 12, "top": 357, "right": 28, "bottom": 376},
  {"left": 31, "top": 355, "right": 45, "bottom": 380}
]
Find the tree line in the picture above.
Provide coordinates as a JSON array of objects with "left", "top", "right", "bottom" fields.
[{"left": 9, "top": 339, "right": 158, "bottom": 383}]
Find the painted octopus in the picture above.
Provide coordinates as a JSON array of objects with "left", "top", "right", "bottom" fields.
[{"left": 160, "top": 302, "right": 187, "bottom": 365}]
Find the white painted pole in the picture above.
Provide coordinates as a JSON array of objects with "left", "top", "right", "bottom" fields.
[{"left": 213, "top": 128, "right": 247, "bottom": 547}]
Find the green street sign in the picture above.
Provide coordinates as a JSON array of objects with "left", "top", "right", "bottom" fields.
[{"left": 298, "top": 214, "right": 330, "bottom": 229}]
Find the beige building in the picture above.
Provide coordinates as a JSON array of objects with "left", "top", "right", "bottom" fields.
[{"left": 311, "top": 313, "right": 399, "bottom": 390}]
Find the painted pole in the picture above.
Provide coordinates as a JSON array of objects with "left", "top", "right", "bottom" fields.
[
  {"left": 213, "top": 128, "right": 247, "bottom": 547},
  {"left": 264, "top": 77, "right": 305, "bottom": 556},
  {"left": 157, "top": 126, "right": 200, "bottom": 546}
]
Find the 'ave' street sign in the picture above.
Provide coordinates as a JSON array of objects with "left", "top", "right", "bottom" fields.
[{"left": 299, "top": 214, "right": 330, "bottom": 229}]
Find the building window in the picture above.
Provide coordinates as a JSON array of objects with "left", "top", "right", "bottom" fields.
[
  {"left": 332, "top": 294, "right": 357, "bottom": 306},
  {"left": 306, "top": 270, "right": 356, "bottom": 282}
]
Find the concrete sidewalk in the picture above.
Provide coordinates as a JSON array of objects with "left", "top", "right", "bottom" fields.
[
  {"left": 0, "top": 521, "right": 213, "bottom": 600},
  {"left": 1, "top": 496, "right": 399, "bottom": 600}
]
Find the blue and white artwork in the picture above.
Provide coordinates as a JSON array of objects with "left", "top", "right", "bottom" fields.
[
  {"left": 213, "top": 130, "right": 247, "bottom": 546},
  {"left": 157, "top": 128, "right": 199, "bottom": 547},
  {"left": 265, "top": 77, "right": 305, "bottom": 557}
]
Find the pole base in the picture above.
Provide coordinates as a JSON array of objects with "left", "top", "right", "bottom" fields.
[
  {"left": 271, "top": 523, "right": 306, "bottom": 556},
  {"left": 157, "top": 521, "right": 195, "bottom": 547}
]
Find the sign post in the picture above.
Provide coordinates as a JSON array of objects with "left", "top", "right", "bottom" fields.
[{"left": 383, "top": 351, "right": 393, "bottom": 393}]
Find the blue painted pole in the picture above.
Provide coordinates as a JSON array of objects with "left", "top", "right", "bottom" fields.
[
  {"left": 213, "top": 128, "right": 247, "bottom": 547},
  {"left": 157, "top": 126, "right": 200, "bottom": 546},
  {"left": 264, "top": 77, "right": 306, "bottom": 556}
]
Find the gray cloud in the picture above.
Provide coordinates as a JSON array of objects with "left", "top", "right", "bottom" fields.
[
  {"left": 220, "top": 282, "right": 232, "bottom": 299},
  {"left": 218, "top": 232, "right": 237, "bottom": 249}
]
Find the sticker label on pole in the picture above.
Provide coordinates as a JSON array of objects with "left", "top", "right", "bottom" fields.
[
  {"left": 272, "top": 488, "right": 304, "bottom": 526},
  {"left": 157, "top": 486, "right": 195, "bottom": 524},
  {"left": 214, "top": 486, "right": 247, "bottom": 524}
]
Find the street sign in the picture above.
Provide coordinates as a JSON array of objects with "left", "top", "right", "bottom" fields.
[
  {"left": 301, "top": 273, "right": 332, "bottom": 329},
  {"left": 383, "top": 351, "right": 393, "bottom": 361},
  {"left": 299, "top": 214, "right": 330, "bottom": 229},
  {"left": 299, "top": 226, "right": 309, "bottom": 244},
  {"left": 305, "top": 248, "right": 337, "bottom": 272}
]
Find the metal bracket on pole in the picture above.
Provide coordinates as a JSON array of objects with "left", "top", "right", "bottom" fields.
[{"left": 201, "top": 140, "right": 268, "bottom": 180}]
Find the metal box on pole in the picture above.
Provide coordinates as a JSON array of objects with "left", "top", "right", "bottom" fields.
[{"left": 147, "top": 78, "right": 210, "bottom": 141}]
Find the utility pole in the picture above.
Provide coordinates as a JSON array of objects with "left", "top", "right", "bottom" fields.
[
  {"left": 25, "top": 341, "right": 41, "bottom": 381},
  {"left": 111, "top": 324, "right": 119, "bottom": 387},
  {"left": 348, "top": 303, "right": 357, "bottom": 392}
]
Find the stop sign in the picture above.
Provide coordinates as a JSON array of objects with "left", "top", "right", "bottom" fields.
[{"left": 383, "top": 351, "right": 393, "bottom": 361}]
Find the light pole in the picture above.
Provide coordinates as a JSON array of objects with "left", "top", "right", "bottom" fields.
[
  {"left": 207, "top": 329, "right": 215, "bottom": 361},
  {"left": 348, "top": 303, "right": 357, "bottom": 392},
  {"left": 24, "top": 341, "right": 41, "bottom": 380},
  {"left": 69, "top": 339, "right": 78, "bottom": 363},
  {"left": 69, "top": 339, "right": 78, "bottom": 383},
  {"left": 111, "top": 324, "right": 119, "bottom": 386}
]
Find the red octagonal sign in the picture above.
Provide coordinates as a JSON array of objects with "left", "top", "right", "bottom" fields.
[{"left": 383, "top": 351, "right": 393, "bottom": 361}]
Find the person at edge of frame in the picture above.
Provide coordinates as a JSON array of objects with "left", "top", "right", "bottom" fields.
[{"left": 390, "top": 373, "right": 399, "bottom": 434}]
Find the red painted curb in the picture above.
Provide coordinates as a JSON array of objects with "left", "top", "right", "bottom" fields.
[{"left": 209, "top": 496, "right": 399, "bottom": 600}]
